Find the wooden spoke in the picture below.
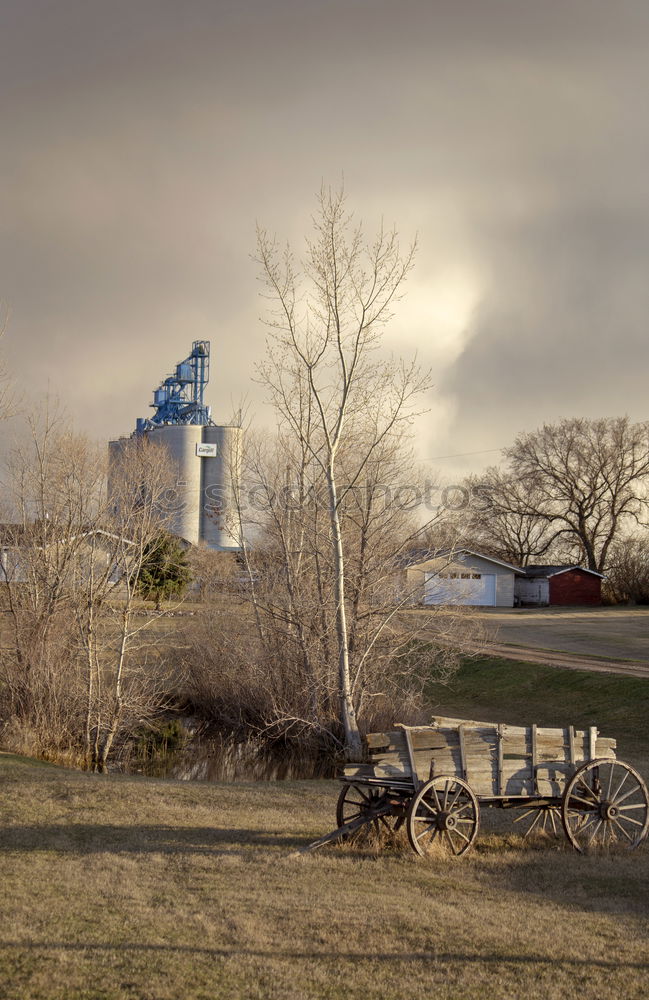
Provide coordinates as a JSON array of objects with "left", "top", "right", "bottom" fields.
[
  {"left": 612, "top": 770, "right": 630, "bottom": 801},
  {"left": 513, "top": 808, "right": 537, "bottom": 825},
  {"left": 526, "top": 810, "right": 543, "bottom": 836},
  {"left": 444, "top": 830, "right": 458, "bottom": 855},
  {"left": 430, "top": 782, "right": 443, "bottom": 811},
  {"left": 406, "top": 775, "right": 479, "bottom": 858},
  {"left": 569, "top": 793, "right": 599, "bottom": 809},
  {"left": 606, "top": 762, "right": 616, "bottom": 800},
  {"left": 561, "top": 759, "right": 649, "bottom": 852},
  {"left": 513, "top": 805, "right": 561, "bottom": 840},
  {"left": 447, "top": 785, "right": 464, "bottom": 812},
  {"left": 615, "top": 786, "right": 644, "bottom": 807},
  {"left": 419, "top": 797, "right": 439, "bottom": 818},
  {"left": 613, "top": 813, "right": 644, "bottom": 827},
  {"left": 576, "top": 776, "right": 599, "bottom": 803},
  {"left": 611, "top": 817, "right": 634, "bottom": 843},
  {"left": 586, "top": 818, "right": 603, "bottom": 847}
]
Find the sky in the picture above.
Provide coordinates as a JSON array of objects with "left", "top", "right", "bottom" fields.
[{"left": 1, "top": 0, "right": 648, "bottom": 483}]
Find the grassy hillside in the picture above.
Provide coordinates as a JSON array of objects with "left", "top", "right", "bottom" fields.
[
  {"left": 1, "top": 739, "right": 648, "bottom": 1000},
  {"left": 428, "top": 656, "right": 649, "bottom": 764}
]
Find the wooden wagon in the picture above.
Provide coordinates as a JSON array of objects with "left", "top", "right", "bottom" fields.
[{"left": 323, "top": 717, "right": 649, "bottom": 856}]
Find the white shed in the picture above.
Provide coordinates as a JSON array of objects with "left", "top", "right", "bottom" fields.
[{"left": 406, "top": 549, "right": 522, "bottom": 608}]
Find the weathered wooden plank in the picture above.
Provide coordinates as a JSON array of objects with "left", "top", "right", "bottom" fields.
[
  {"left": 370, "top": 751, "right": 409, "bottom": 763},
  {"left": 343, "top": 764, "right": 376, "bottom": 778},
  {"left": 409, "top": 735, "right": 457, "bottom": 752},
  {"left": 567, "top": 725, "right": 575, "bottom": 766},
  {"left": 495, "top": 724, "right": 503, "bottom": 796},
  {"left": 369, "top": 736, "right": 407, "bottom": 751},
  {"left": 458, "top": 725, "right": 467, "bottom": 783},
  {"left": 366, "top": 732, "right": 392, "bottom": 749},
  {"left": 431, "top": 716, "right": 496, "bottom": 729},
  {"left": 394, "top": 725, "right": 422, "bottom": 786}
]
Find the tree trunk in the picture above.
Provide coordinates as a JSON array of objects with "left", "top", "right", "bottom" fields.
[{"left": 327, "top": 469, "right": 362, "bottom": 760}]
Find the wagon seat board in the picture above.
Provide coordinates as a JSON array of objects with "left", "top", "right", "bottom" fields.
[{"left": 342, "top": 717, "right": 617, "bottom": 799}]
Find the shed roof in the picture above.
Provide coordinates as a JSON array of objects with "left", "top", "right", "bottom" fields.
[
  {"left": 407, "top": 548, "right": 523, "bottom": 574},
  {"left": 523, "top": 564, "right": 605, "bottom": 579}
]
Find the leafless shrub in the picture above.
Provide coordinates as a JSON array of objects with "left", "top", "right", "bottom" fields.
[
  {"left": 0, "top": 410, "right": 179, "bottom": 769},
  {"left": 603, "top": 533, "right": 649, "bottom": 604}
]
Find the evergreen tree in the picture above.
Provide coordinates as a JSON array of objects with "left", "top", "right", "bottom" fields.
[{"left": 136, "top": 533, "right": 191, "bottom": 610}]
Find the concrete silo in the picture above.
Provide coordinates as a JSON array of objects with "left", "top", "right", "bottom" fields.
[
  {"left": 110, "top": 341, "right": 242, "bottom": 551},
  {"left": 147, "top": 424, "right": 204, "bottom": 546},
  {"left": 200, "top": 424, "right": 243, "bottom": 550}
]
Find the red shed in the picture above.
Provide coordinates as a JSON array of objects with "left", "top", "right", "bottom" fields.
[{"left": 515, "top": 565, "right": 603, "bottom": 607}]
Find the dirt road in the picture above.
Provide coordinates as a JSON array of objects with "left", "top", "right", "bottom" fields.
[
  {"left": 408, "top": 605, "right": 649, "bottom": 678},
  {"left": 476, "top": 607, "right": 649, "bottom": 678}
]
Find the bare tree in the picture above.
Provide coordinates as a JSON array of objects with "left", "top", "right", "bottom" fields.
[
  {"left": 456, "top": 470, "right": 562, "bottom": 567},
  {"left": 0, "top": 308, "right": 17, "bottom": 422},
  {"left": 0, "top": 414, "right": 177, "bottom": 769},
  {"left": 495, "top": 417, "right": 649, "bottom": 573},
  {"left": 252, "top": 186, "right": 468, "bottom": 758},
  {"left": 181, "top": 425, "right": 480, "bottom": 766},
  {"left": 80, "top": 434, "right": 177, "bottom": 770},
  {"left": 604, "top": 532, "right": 649, "bottom": 605}
]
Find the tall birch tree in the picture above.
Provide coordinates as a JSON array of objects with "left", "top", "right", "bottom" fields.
[{"left": 255, "top": 186, "right": 430, "bottom": 758}]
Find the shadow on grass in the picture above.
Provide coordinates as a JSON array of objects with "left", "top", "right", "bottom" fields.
[
  {"left": 0, "top": 940, "right": 647, "bottom": 970},
  {"left": 0, "top": 824, "right": 306, "bottom": 854}
]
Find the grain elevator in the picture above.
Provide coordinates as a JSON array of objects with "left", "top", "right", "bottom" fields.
[{"left": 109, "top": 341, "right": 242, "bottom": 550}]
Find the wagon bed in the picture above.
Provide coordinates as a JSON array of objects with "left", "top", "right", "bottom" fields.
[
  {"left": 301, "top": 716, "right": 649, "bottom": 857},
  {"left": 343, "top": 717, "right": 617, "bottom": 799}
]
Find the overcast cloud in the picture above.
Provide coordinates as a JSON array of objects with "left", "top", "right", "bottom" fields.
[{"left": 1, "top": 0, "right": 648, "bottom": 480}]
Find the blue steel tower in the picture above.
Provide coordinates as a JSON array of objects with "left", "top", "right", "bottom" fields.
[{"left": 135, "top": 340, "right": 212, "bottom": 433}]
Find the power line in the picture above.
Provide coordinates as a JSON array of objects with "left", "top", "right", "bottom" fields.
[{"left": 428, "top": 447, "right": 504, "bottom": 462}]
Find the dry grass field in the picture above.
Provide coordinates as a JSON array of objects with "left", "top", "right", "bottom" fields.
[
  {"left": 1, "top": 617, "right": 649, "bottom": 999},
  {"left": 1, "top": 742, "right": 648, "bottom": 1000}
]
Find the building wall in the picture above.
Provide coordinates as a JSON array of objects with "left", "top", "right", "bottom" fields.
[
  {"left": 406, "top": 553, "right": 516, "bottom": 607},
  {"left": 549, "top": 570, "right": 602, "bottom": 606},
  {"left": 515, "top": 577, "right": 550, "bottom": 605}
]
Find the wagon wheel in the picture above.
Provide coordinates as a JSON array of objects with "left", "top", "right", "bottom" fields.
[
  {"left": 512, "top": 804, "right": 562, "bottom": 840},
  {"left": 336, "top": 783, "right": 400, "bottom": 838},
  {"left": 561, "top": 758, "right": 649, "bottom": 852},
  {"left": 406, "top": 775, "right": 480, "bottom": 857}
]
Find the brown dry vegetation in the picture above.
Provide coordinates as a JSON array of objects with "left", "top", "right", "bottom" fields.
[{"left": 0, "top": 752, "right": 648, "bottom": 1000}]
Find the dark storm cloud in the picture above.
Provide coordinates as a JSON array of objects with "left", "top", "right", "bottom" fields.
[{"left": 0, "top": 0, "right": 647, "bottom": 472}]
